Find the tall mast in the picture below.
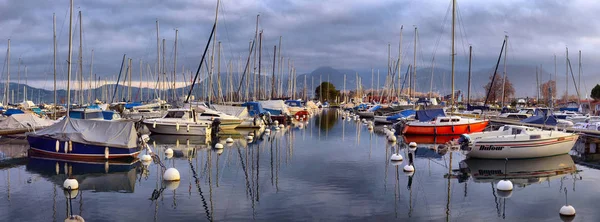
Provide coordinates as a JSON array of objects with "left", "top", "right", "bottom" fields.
[
  {"left": 578, "top": 50, "right": 581, "bottom": 100},
  {"left": 209, "top": 0, "right": 220, "bottom": 103},
  {"left": 89, "top": 49, "right": 94, "bottom": 103},
  {"left": 17, "top": 58, "right": 20, "bottom": 102},
  {"left": 128, "top": 58, "right": 132, "bottom": 102},
  {"left": 173, "top": 29, "right": 178, "bottom": 101},
  {"left": 450, "top": 0, "right": 456, "bottom": 107},
  {"left": 156, "top": 20, "right": 160, "bottom": 101},
  {"left": 53, "top": 13, "right": 57, "bottom": 116},
  {"left": 258, "top": 31, "right": 262, "bottom": 100},
  {"left": 5, "top": 39, "right": 9, "bottom": 105},
  {"left": 412, "top": 26, "right": 417, "bottom": 104},
  {"left": 66, "top": 0, "right": 74, "bottom": 115},
  {"left": 467, "top": 45, "right": 472, "bottom": 106},
  {"left": 277, "top": 36, "right": 282, "bottom": 98},
  {"left": 271, "top": 45, "right": 276, "bottom": 99},
  {"left": 398, "top": 25, "right": 403, "bottom": 98},
  {"left": 252, "top": 14, "right": 259, "bottom": 100},
  {"left": 501, "top": 35, "right": 508, "bottom": 107},
  {"left": 565, "top": 47, "right": 568, "bottom": 102},
  {"left": 554, "top": 54, "right": 556, "bottom": 107},
  {"left": 162, "top": 39, "right": 166, "bottom": 101},
  {"left": 217, "top": 41, "right": 222, "bottom": 103},
  {"left": 139, "top": 59, "right": 143, "bottom": 101},
  {"left": 536, "top": 66, "right": 539, "bottom": 103},
  {"left": 78, "top": 11, "right": 83, "bottom": 104}
]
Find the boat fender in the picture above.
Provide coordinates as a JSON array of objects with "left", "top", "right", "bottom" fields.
[
  {"left": 56, "top": 140, "right": 60, "bottom": 152},
  {"left": 64, "top": 141, "right": 69, "bottom": 153},
  {"left": 187, "top": 124, "right": 190, "bottom": 132},
  {"left": 176, "top": 122, "right": 180, "bottom": 131},
  {"left": 104, "top": 147, "right": 109, "bottom": 159},
  {"left": 153, "top": 120, "right": 156, "bottom": 128},
  {"left": 69, "top": 141, "right": 73, "bottom": 152}
]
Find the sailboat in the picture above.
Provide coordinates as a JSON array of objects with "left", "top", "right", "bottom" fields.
[
  {"left": 401, "top": 0, "right": 488, "bottom": 136},
  {"left": 27, "top": 0, "right": 140, "bottom": 160}
]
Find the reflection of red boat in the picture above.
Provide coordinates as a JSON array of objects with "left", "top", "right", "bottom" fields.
[
  {"left": 402, "top": 116, "right": 488, "bottom": 135},
  {"left": 402, "top": 135, "right": 459, "bottom": 145},
  {"left": 293, "top": 110, "right": 310, "bottom": 121}
]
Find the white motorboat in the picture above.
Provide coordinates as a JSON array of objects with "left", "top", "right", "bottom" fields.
[
  {"left": 194, "top": 106, "right": 243, "bottom": 130},
  {"left": 461, "top": 125, "right": 579, "bottom": 159},
  {"left": 143, "top": 108, "right": 213, "bottom": 136},
  {"left": 211, "top": 104, "right": 265, "bottom": 128},
  {"left": 573, "top": 121, "right": 600, "bottom": 131}
]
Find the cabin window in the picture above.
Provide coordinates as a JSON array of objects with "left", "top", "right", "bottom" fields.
[
  {"left": 451, "top": 118, "right": 460, "bottom": 122},
  {"left": 86, "top": 111, "right": 104, "bottom": 119},
  {"left": 200, "top": 113, "right": 220, "bottom": 117},
  {"left": 511, "top": 128, "right": 522, "bottom": 135},
  {"left": 440, "top": 119, "right": 450, "bottom": 123},
  {"left": 165, "top": 111, "right": 186, "bottom": 118},
  {"left": 502, "top": 126, "right": 510, "bottom": 131}
]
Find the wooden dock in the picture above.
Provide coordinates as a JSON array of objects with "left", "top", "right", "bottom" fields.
[{"left": 489, "top": 117, "right": 600, "bottom": 137}]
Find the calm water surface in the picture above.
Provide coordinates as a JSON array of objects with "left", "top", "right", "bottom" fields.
[{"left": 0, "top": 109, "right": 598, "bottom": 221}]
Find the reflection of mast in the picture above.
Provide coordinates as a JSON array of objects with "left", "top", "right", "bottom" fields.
[
  {"left": 208, "top": 151, "right": 214, "bottom": 220},
  {"left": 188, "top": 158, "right": 212, "bottom": 221},
  {"left": 446, "top": 152, "right": 452, "bottom": 221}
]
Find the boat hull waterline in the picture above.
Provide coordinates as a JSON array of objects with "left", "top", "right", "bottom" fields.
[
  {"left": 467, "top": 134, "right": 579, "bottom": 159},
  {"left": 27, "top": 136, "right": 140, "bottom": 160}
]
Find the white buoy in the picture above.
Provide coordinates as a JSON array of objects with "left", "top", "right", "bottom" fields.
[
  {"left": 163, "top": 168, "right": 181, "bottom": 181},
  {"left": 246, "top": 135, "right": 253, "bottom": 140},
  {"left": 275, "top": 126, "right": 280, "bottom": 130},
  {"left": 153, "top": 120, "right": 156, "bottom": 128},
  {"left": 560, "top": 205, "right": 576, "bottom": 217},
  {"left": 165, "top": 148, "right": 174, "bottom": 158},
  {"left": 225, "top": 137, "right": 234, "bottom": 143},
  {"left": 274, "top": 120, "right": 279, "bottom": 125},
  {"left": 409, "top": 142, "right": 417, "bottom": 148},
  {"left": 390, "top": 153, "right": 403, "bottom": 161},
  {"left": 63, "top": 178, "right": 79, "bottom": 190},
  {"left": 142, "top": 159, "right": 152, "bottom": 166},
  {"left": 215, "top": 143, "right": 224, "bottom": 149},
  {"left": 63, "top": 189, "right": 80, "bottom": 199},
  {"left": 403, "top": 164, "right": 415, "bottom": 172},
  {"left": 141, "top": 154, "right": 152, "bottom": 162},
  {"left": 265, "top": 129, "right": 271, "bottom": 133},
  {"left": 496, "top": 180, "right": 513, "bottom": 191},
  {"left": 216, "top": 149, "right": 224, "bottom": 155},
  {"left": 391, "top": 128, "right": 396, "bottom": 133},
  {"left": 279, "top": 124, "right": 284, "bottom": 128},
  {"left": 367, "top": 125, "right": 373, "bottom": 130},
  {"left": 383, "top": 125, "right": 388, "bottom": 128}
]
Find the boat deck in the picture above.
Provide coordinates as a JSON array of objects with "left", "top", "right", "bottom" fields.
[{"left": 489, "top": 117, "right": 600, "bottom": 137}]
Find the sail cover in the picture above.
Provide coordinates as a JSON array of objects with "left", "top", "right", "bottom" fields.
[
  {"left": 259, "top": 100, "right": 290, "bottom": 115},
  {"left": 29, "top": 118, "right": 137, "bottom": 148},
  {"left": 0, "top": 113, "right": 55, "bottom": 129},
  {"left": 415, "top": 109, "right": 446, "bottom": 122}
]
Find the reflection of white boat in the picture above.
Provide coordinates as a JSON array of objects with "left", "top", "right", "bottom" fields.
[
  {"left": 143, "top": 109, "right": 213, "bottom": 136},
  {"left": 464, "top": 125, "right": 579, "bottom": 159},
  {"left": 460, "top": 154, "right": 576, "bottom": 186},
  {"left": 26, "top": 157, "right": 139, "bottom": 192}
]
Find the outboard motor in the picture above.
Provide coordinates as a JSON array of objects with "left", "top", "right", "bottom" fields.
[
  {"left": 457, "top": 134, "right": 472, "bottom": 150},
  {"left": 210, "top": 119, "right": 221, "bottom": 139}
]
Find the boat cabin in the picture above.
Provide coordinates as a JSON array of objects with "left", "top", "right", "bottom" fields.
[{"left": 163, "top": 109, "right": 194, "bottom": 120}]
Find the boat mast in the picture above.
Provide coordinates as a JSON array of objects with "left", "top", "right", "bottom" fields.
[
  {"left": 217, "top": 41, "right": 222, "bottom": 103},
  {"left": 554, "top": 54, "right": 556, "bottom": 107},
  {"left": 173, "top": 29, "right": 178, "bottom": 101},
  {"left": 53, "top": 13, "right": 57, "bottom": 117},
  {"left": 78, "top": 11, "right": 83, "bottom": 104},
  {"left": 467, "top": 45, "right": 472, "bottom": 106},
  {"left": 450, "top": 0, "right": 455, "bottom": 108},
  {"left": 271, "top": 45, "right": 276, "bottom": 99},
  {"left": 209, "top": 0, "right": 220, "bottom": 103},
  {"left": 578, "top": 50, "right": 581, "bottom": 100},
  {"left": 162, "top": 39, "right": 166, "bottom": 102},
  {"left": 565, "top": 47, "right": 568, "bottom": 102},
  {"left": 501, "top": 35, "right": 507, "bottom": 107},
  {"left": 89, "top": 49, "right": 94, "bottom": 103},
  {"left": 412, "top": 26, "right": 417, "bottom": 105},
  {"left": 156, "top": 20, "right": 160, "bottom": 101},
  {"left": 128, "top": 58, "right": 132, "bottom": 102},
  {"left": 398, "top": 25, "right": 403, "bottom": 99},
  {"left": 66, "top": 0, "right": 73, "bottom": 116},
  {"left": 5, "top": 39, "right": 9, "bottom": 106},
  {"left": 258, "top": 31, "right": 262, "bottom": 100},
  {"left": 139, "top": 59, "right": 143, "bottom": 101}
]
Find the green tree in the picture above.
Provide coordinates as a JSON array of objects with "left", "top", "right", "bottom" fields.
[
  {"left": 592, "top": 84, "right": 600, "bottom": 100},
  {"left": 315, "top": 82, "right": 340, "bottom": 101}
]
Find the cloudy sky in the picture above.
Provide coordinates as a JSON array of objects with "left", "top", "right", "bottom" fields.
[{"left": 0, "top": 0, "right": 598, "bottom": 92}]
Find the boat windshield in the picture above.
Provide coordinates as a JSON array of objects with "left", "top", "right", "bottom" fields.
[
  {"left": 165, "top": 111, "right": 189, "bottom": 119},
  {"left": 511, "top": 128, "right": 522, "bottom": 135}
]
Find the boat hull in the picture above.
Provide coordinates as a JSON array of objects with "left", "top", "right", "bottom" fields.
[
  {"left": 403, "top": 121, "right": 489, "bottom": 135},
  {"left": 144, "top": 122, "right": 212, "bottom": 136},
  {"left": 467, "top": 134, "right": 578, "bottom": 159},
  {"left": 357, "top": 111, "right": 374, "bottom": 118},
  {"left": 374, "top": 116, "right": 393, "bottom": 124},
  {"left": 27, "top": 135, "right": 140, "bottom": 161}
]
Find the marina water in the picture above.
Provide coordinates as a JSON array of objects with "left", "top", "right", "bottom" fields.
[{"left": 0, "top": 109, "right": 598, "bottom": 221}]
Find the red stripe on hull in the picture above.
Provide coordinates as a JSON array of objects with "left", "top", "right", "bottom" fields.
[{"left": 403, "top": 121, "right": 489, "bottom": 135}]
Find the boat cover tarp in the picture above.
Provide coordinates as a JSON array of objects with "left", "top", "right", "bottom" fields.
[
  {"left": 386, "top": 109, "right": 416, "bottom": 121},
  {"left": 259, "top": 100, "right": 290, "bottom": 115},
  {"left": 4, "top": 109, "right": 24, "bottom": 116},
  {"left": 30, "top": 118, "right": 137, "bottom": 148},
  {"left": 124, "top": 102, "right": 143, "bottom": 109},
  {"left": 367, "top": 105, "right": 382, "bottom": 112},
  {"left": 212, "top": 105, "right": 250, "bottom": 119},
  {"left": 521, "top": 115, "right": 558, "bottom": 125},
  {"left": 415, "top": 109, "right": 446, "bottom": 122},
  {"left": 285, "top": 100, "right": 303, "bottom": 107},
  {"left": 559, "top": 107, "right": 578, "bottom": 112},
  {"left": 0, "top": 113, "right": 55, "bottom": 129},
  {"left": 242, "top": 102, "right": 267, "bottom": 117}
]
